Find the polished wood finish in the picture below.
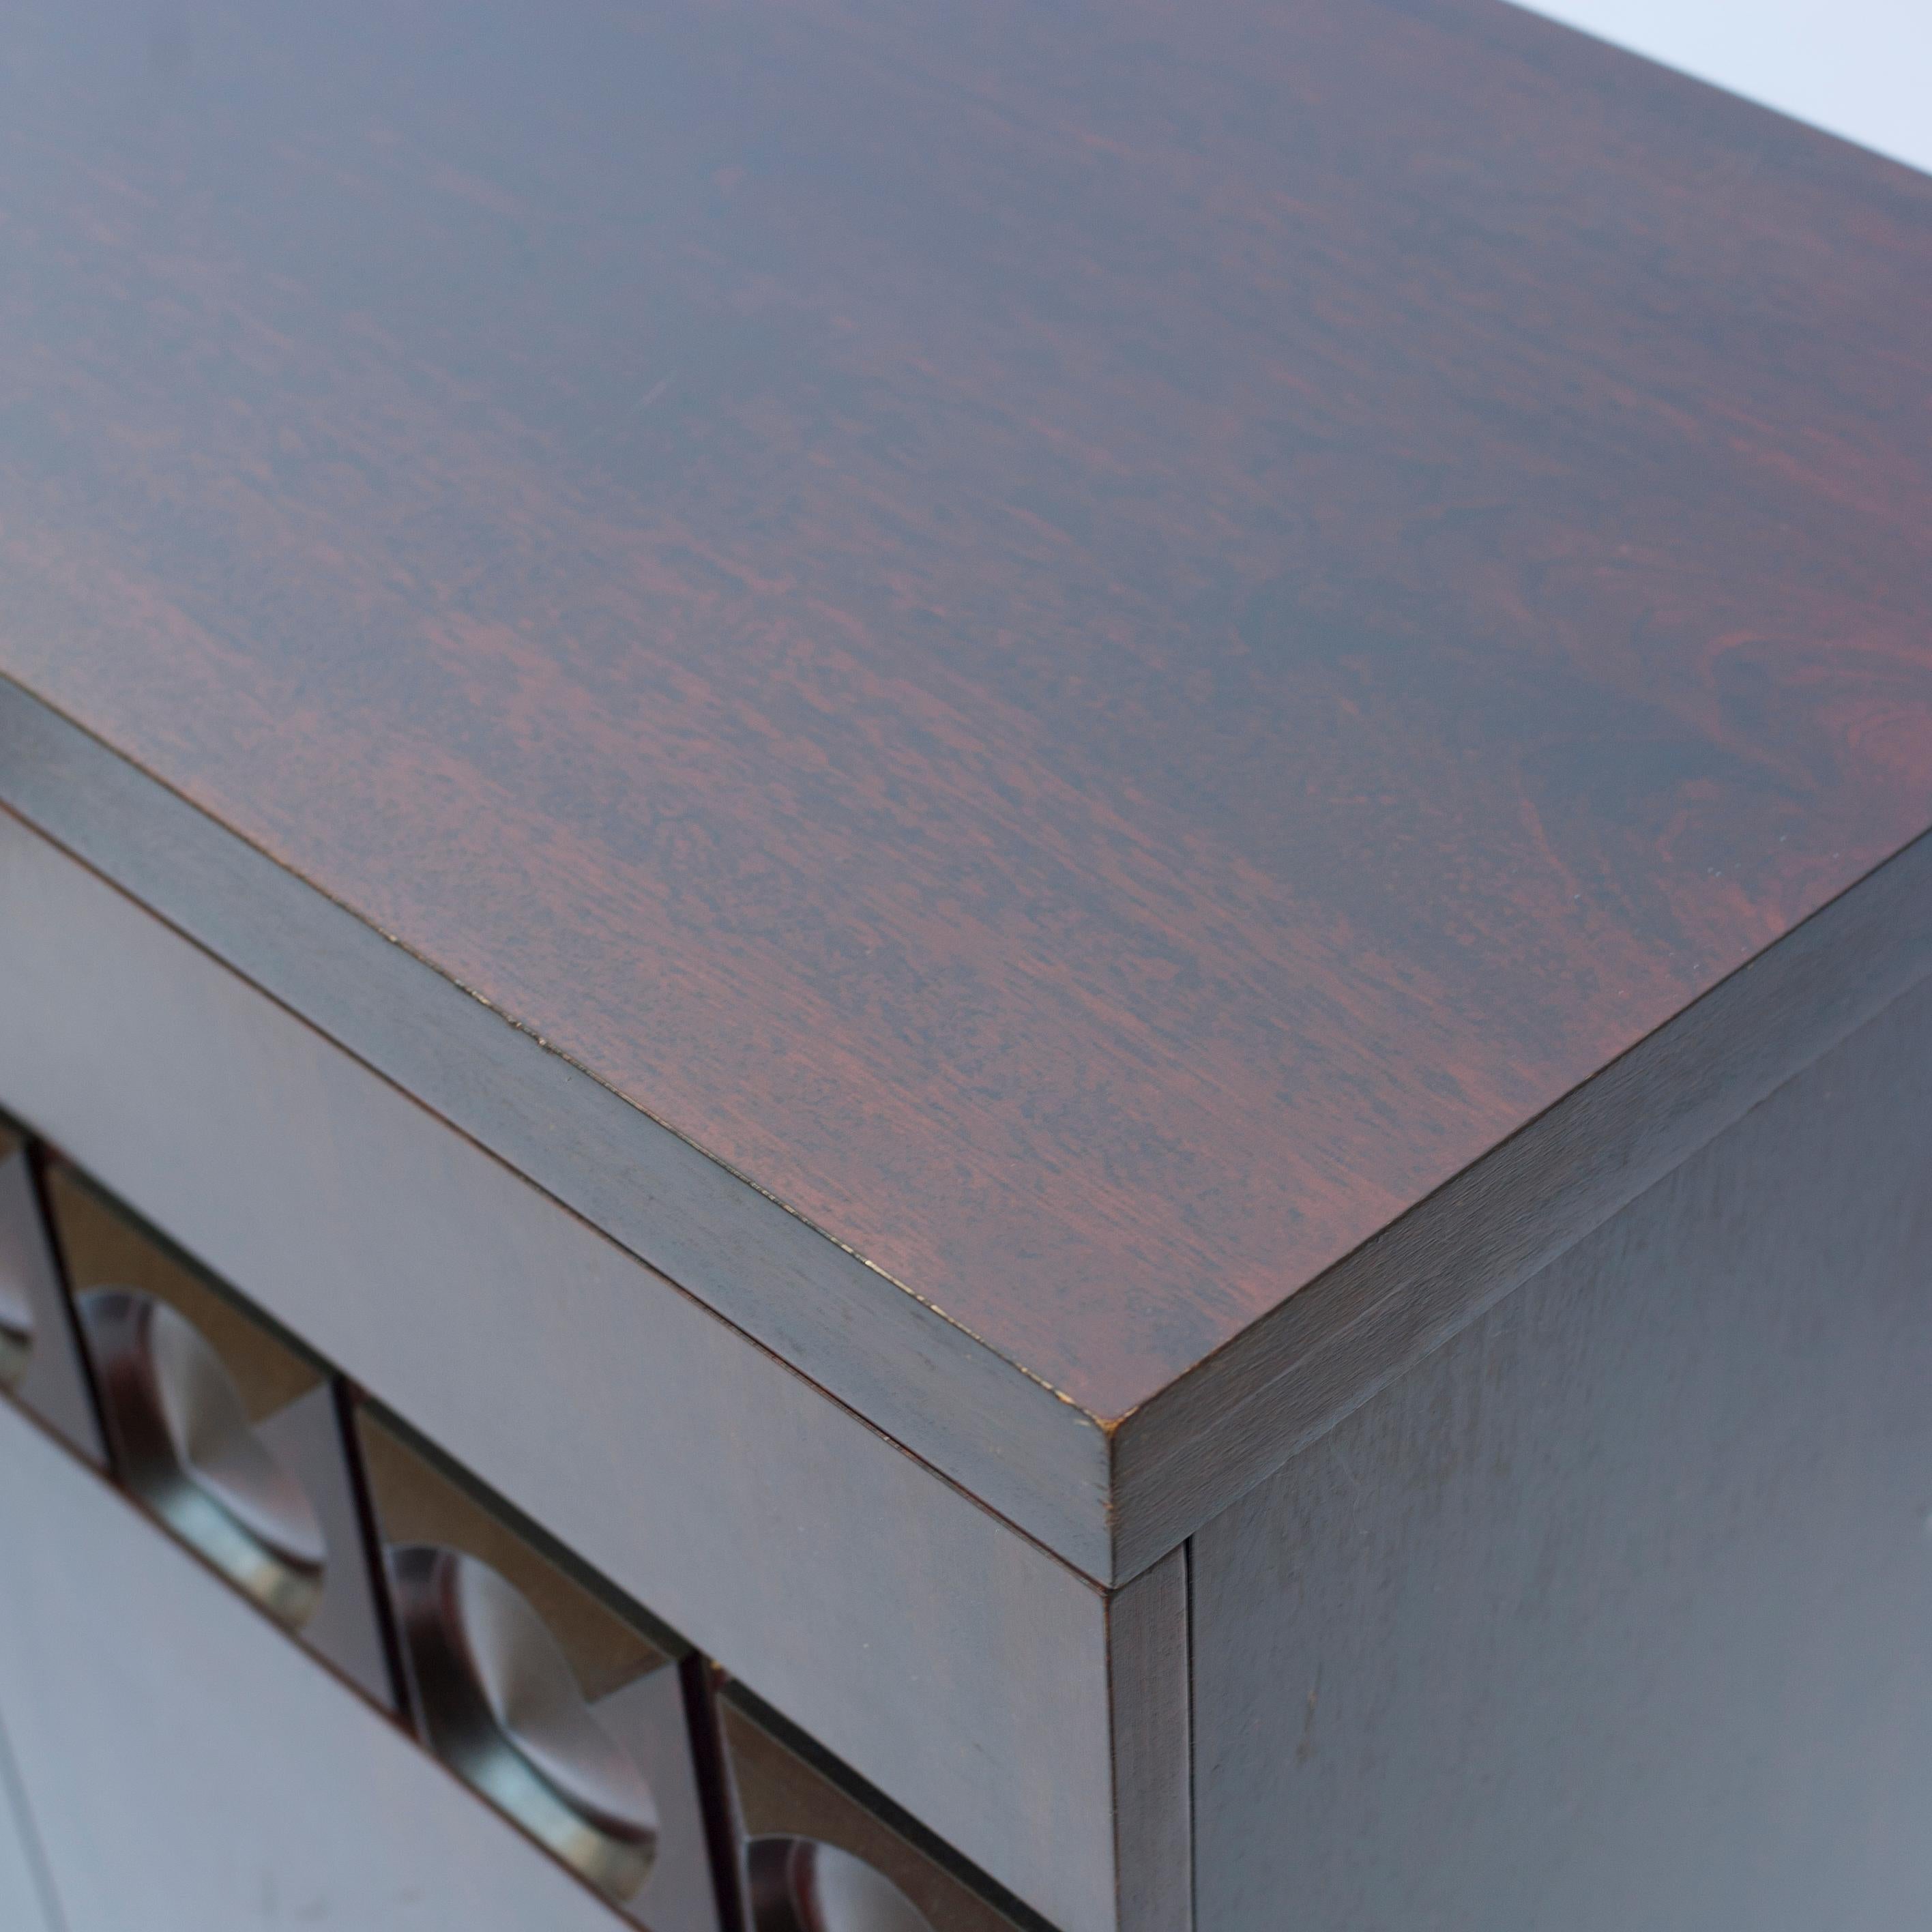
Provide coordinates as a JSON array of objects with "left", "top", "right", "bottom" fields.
[
  {"left": 0, "top": 682, "right": 1113, "bottom": 1576},
  {"left": 12, "top": 676, "right": 1932, "bottom": 1590},
  {"left": 1119, "top": 819, "right": 1932, "bottom": 1574},
  {"left": 0, "top": 808, "right": 1143, "bottom": 1932},
  {"left": 5, "top": 11, "right": 1932, "bottom": 1928},
  {"left": 2, "top": 0, "right": 1929, "bottom": 1455},
  {"left": 1192, "top": 971, "right": 1932, "bottom": 1931}
]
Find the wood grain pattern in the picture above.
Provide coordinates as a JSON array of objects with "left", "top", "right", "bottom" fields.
[
  {"left": 1114, "top": 819, "right": 1932, "bottom": 1575},
  {"left": 1, "top": 0, "right": 1929, "bottom": 1427},
  {"left": 0, "top": 809, "right": 1130, "bottom": 1932},
  {"left": 0, "top": 684, "right": 1115, "bottom": 1573}
]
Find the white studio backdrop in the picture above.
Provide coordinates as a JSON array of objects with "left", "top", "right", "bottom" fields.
[{"left": 1516, "top": 0, "right": 1932, "bottom": 177}]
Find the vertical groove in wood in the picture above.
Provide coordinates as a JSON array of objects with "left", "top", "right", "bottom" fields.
[
  {"left": 1184, "top": 1542, "right": 1197, "bottom": 1932},
  {"left": 683, "top": 1661, "right": 750, "bottom": 1932},
  {"left": 1110, "top": 1545, "right": 1192, "bottom": 1932},
  {"left": 0, "top": 1709, "right": 63, "bottom": 1932},
  {"left": 0, "top": 1151, "right": 104, "bottom": 1467}
]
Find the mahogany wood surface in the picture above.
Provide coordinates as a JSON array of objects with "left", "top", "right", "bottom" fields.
[
  {"left": 1, "top": 0, "right": 1929, "bottom": 1432},
  {"left": 0, "top": 809, "right": 1134, "bottom": 1931}
]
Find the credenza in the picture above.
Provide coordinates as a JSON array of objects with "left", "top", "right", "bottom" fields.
[{"left": 1, "top": 3, "right": 1929, "bottom": 1929}]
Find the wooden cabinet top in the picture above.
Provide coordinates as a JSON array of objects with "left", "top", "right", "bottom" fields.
[{"left": 3, "top": 0, "right": 1930, "bottom": 1578}]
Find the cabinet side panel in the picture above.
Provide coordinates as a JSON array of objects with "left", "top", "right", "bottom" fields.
[
  {"left": 1194, "top": 971, "right": 1932, "bottom": 1932},
  {"left": 0, "top": 810, "right": 1115, "bottom": 1932}
]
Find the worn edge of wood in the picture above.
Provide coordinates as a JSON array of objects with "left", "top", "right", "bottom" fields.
[
  {"left": 0, "top": 805, "right": 1128, "bottom": 1930},
  {"left": 11, "top": 673, "right": 1932, "bottom": 1590},
  {"left": 1110, "top": 821, "right": 1932, "bottom": 1579},
  {"left": 0, "top": 673, "right": 1115, "bottom": 1579},
  {"left": 1107, "top": 1543, "right": 1192, "bottom": 1932}
]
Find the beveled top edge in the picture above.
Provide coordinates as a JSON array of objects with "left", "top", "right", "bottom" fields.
[{"left": 9, "top": 680, "right": 1932, "bottom": 1586}]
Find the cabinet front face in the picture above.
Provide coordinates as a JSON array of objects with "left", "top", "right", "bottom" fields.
[
  {"left": 0, "top": 1089, "right": 1047, "bottom": 1932},
  {"left": 0, "top": 804, "right": 1123, "bottom": 1932},
  {"left": 720, "top": 1695, "right": 1025, "bottom": 1932},
  {"left": 0, "top": 1712, "right": 54, "bottom": 1932},
  {"left": 0, "top": 1392, "right": 639, "bottom": 1932}
]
